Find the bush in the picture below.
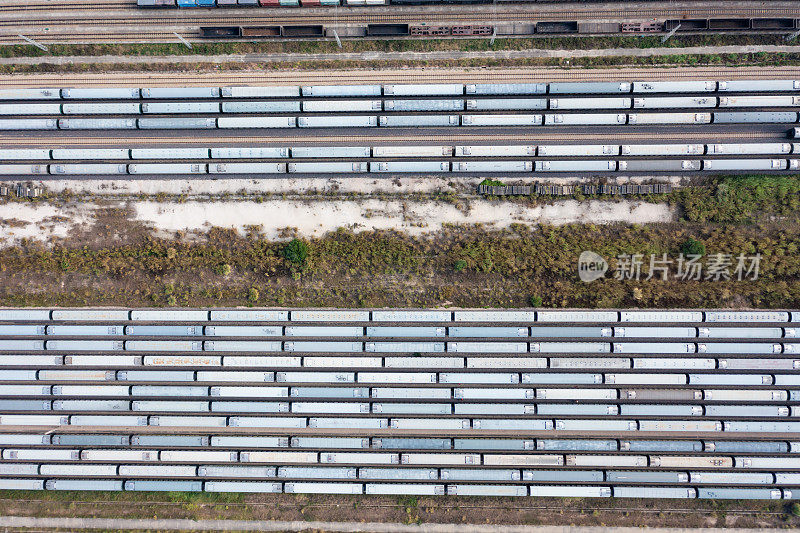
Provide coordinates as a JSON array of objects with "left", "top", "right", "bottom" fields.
[
  {"left": 453, "top": 259, "right": 467, "bottom": 272},
  {"left": 680, "top": 238, "right": 706, "bottom": 257},
  {"left": 247, "top": 287, "right": 259, "bottom": 302},
  {"left": 283, "top": 239, "right": 308, "bottom": 265},
  {"left": 166, "top": 295, "right": 177, "bottom": 306},
  {"left": 214, "top": 263, "right": 232, "bottom": 276},
  {"left": 792, "top": 502, "right": 800, "bottom": 517},
  {"left": 529, "top": 295, "right": 543, "bottom": 307},
  {"left": 479, "top": 178, "right": 505, "bottom": 186}
]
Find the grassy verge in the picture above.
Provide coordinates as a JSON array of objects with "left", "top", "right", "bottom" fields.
[
  {"left": 2, "top": 52, "right": 798, "bottom": 74},
  {"left": 0, "top": 33, "right": 793, "bottom": 59},
  {"left": 1, "top": 175, "right": 799, "bottom": 309},
  {"left": 0, "top": 490, "right": 796, "bottom": 528}
]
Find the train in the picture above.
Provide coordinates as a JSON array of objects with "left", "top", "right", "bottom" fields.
[
  {"left": 2, "top": 81, "right": 798, "bottom": 101},
  {"left": 0, "top": 308, "right": 793, "bottom": 322},
  {"left": 3, "top": 113, "right": 797, "bottom": 132},
  {"left": 0, "top": 307, "right": 799, "bottom": 498},
  {"left": 1, "top": 147, "right": 799, "bottom": 177},
  {"left": 198, "top": 18, "right": 800, "bottom": 40}
]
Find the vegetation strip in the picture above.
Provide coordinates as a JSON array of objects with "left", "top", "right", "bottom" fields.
[
  {"left": 0, "top": 34, "right": 794, "bottom": 59},
  {"left": 2, "top": 53, "right": 798, "bottom": 74},
  {"left": 1, "top": 175, "right": 799, "bottom": 309}
]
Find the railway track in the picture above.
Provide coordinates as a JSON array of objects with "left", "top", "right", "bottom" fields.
[
  {"left": 4, "top": 7, "right": 799, "bottom": 28},
  {"left": 1, "top": 67, "right": 800, "bottom": 87}
]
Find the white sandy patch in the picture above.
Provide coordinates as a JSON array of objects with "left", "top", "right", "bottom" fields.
[
  {"left": 35, "top": 175, "right": 682, "bottom": 196},
  {"left": 0, "top": 196, "right": 675, "bottom": 247},
  {"left": 133, "top": 199, "right": 674, "bottom": 240},
  {"left": 0, "top": 202, "right": 96, "bottom": 246}
]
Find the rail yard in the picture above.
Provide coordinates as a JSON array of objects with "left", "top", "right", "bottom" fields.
[
  {"left": 1, "top": 0, "right": 800, "bottom": 529},
  {"left": 0, "top": 308, "right": 799, "bottom": 501}
]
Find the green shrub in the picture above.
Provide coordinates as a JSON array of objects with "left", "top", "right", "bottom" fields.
[
  {"left": 479, "top": 178, "right": 505, "bottom": 186},
  {"left": 214, "top": 263, "right": 232, "bottom": 276},
  {"left": 529, "top": 295, "right": 543, "bottom": 307},
  {"left": 166, "top": 295, "right": 177, "bottom": 306},
  {"left": 283, "top": 239, "right": 308, "bottom": 265},
  {"left": 792, "top": 502, "right": 800, "bottom": 517},
  {"left": 453, "top": 259, "right": 467, "bottom": 272},
  {"left": 247, "top": 287, "right": 259, "bottom": 302},
  {"left": 680, "top": 238, "right": 706, "bottom": 257}
]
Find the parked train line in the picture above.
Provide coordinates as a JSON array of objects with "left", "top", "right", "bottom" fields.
[
  {"left": 1, "top": 144, "right": 800, "bottom": 177},
  {"left": 0, "top": 308, "right": 799, "bottom": 498}
]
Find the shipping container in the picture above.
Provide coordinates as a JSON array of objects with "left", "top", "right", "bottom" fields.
[
  {"left": 308, "top": 418, "right": 386, "bottom": 429},
  {"left": 465, "top": 99, "right": 546, "bottom": 111},
  {"left": 448, "top": 484, "right": 525, "bottom": 497},
  {"left": 61, "top": 88, "right": 140, "bottom": 99},
  {"left": 530, "top": 485, "right": 611, "bottom": 497},
  {"left": 377, "top": 438, "right": 451, "bottom": 450},
  {"left": 607, "top": 471, "right": 689, "bottom": 483},
  {"left": 371, "top": 388, "right": 449, "bottom": 399},
  {"left": 714, "top": 112, "right": 798, "bottom": 123},
  {"left": 548, "top": 82, "right": 631, "bottom": 94},
  {"left": 633, "top": 358, "right": 714, "bottom": 369},
  {"left": 535, "top": 160, "right": 616, "bottom": 172},
  {"left": 383, "top": 357, "right": 462, "bottom": 369},
  {"left": 63, "top": 103, "right": 141, "bottom": 115},
  {"left": 390, "top": 418, "right": 468, "bottom": 431},
  {"left": 298, "top": 116, "right": 377, "bottom": 128},
  {"left": 0, "top": 149, "right": 51, "bottom": 160},
  {"left": 440, "top": 372, "right": 519, "bottom": 384},
  {"left": 698, "top": 488, "right": 782, "bottom": 500},
  {"left": 131, "top": 435, "right": 208, "bottom": 447},
  {"left": 292, "top": 387, "right": 367, "bottom": 398},
  {"left": 523, "top": 373, "right": 603, "bottom": 384},
  {"left": 703, "top": 159, "right": 789, "bottom": 171},
  {"left": 633, "top": 96, "right": 716, "bottom": 108},
  {"left": 462, "top": 114, "right": 542, "bottom": 126},
  {"left": 525, "top": 470, "right": 604, "bottom": 482},
  {"left": 537, "top": 144, "right": 618, "bottom": 157},
  {"left": 639, "top": 421, "right": 722, "bottom": 433},
  {"left": 454, "top": 388, "right": 532, "bottom": 400},
  {"left": 0, "top": 119, "right": 57, "bottom": 130},
  {"left": 621, "top": 144, "right": 704, "bottom": 156},
  {"left": 555, "top": 419, "right": 636, "bottom": 431},
  {"left": 529, "top": 327, "right": 611, "bottom": 338},
  {"left": 125, "top": 480, "right": 202, "bottom": 492},
  {"left": 210, "top": 148, "right": 289, "bottom": 160},
  {"left": 473, "top": 419, "right": 552, "bottom": 431},
  {"left": 466, "top": 84, "right": 547, "bottom": 95},
  {"left": 284, "top": 482, "right": 362, "bottom": 494},
  {"left": 550, "top": 98, "right": 631, "bottom": 110},
  {"left": 0, "top": 103, "right": 61, "bottom": 115},
  {"left": 222, "top": 86, "right": 300, "bottom": 98},
  {"left": 467, "top": 357, "right": 545, "bottom": 369},
  {"left": 221, "top": 102, "right": 300, "bottom": 114},
  {"left": 537, "top": 439, "right": 617, "bottom": 452},
  {"left": 545, "top": 358, "right": 624, "bottom": 370},
  {"left": 120, "top": 465, "right": 197, "bottom": 479},
  {"left": 704, "top": 389, "right": 786, "bottom": 401},
  {"left": 453, "top": 161, "right": 533, "bottom": 173},
  {"left": 0, "top": 88, "right": 61, "bottom": 100},
  {"left": 699, "top": 327, "right": 783, "bottom": 338},
  {"left": 456, "top": 145, "right": 535, "bottom": 157},
  {"left": 707, "top": 143, "right": 793, "bottom": 155},
  {"left": 366, "top": 327, "right": 446, "bottom": 338}
]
